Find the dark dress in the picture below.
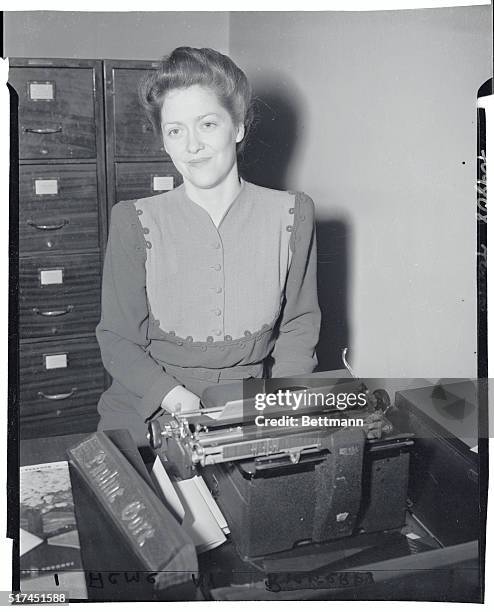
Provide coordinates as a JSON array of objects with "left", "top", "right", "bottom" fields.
[{"left": 96, "top": 180, "right": 321, "bottom": 446}]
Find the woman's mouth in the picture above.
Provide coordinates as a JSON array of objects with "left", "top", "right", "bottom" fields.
[{"left": 188, "top": 157, "right": 211, "bottom": 167}]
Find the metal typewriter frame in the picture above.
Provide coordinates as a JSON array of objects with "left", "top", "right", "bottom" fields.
[{"left": 147, "top": 381, "right": 393, "bottom": 472}]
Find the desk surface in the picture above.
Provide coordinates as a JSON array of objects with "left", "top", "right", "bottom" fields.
[{"left": 19, "top": 401, "right": 481, "bottom": 602}]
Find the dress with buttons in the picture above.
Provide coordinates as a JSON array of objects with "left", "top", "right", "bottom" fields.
[
  {"left": 135, "top": 180, "right": 298, "bottom": 343},
  {"left": 95, "top": 180, "right": 321, "bottom": 444}
]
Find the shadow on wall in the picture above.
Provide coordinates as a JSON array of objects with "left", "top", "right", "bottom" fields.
[
  {"left": 239, "top": 75, "right": 300, "bottom": 191},
  {"left": 239, "top": 73, "right": 350, "bottom": 372},
  {"left": 316, "top": 221, "right": 350, "bottom": 373}
]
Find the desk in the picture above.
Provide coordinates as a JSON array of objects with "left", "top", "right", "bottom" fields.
[
  {"left": 198, "top": 517, "right": 479, "bottom": 601},
  {"left": 19, "top": 381, "right": 482, "bottom": 603}
]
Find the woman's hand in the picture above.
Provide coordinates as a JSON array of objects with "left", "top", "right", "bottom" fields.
[{"left": 161, "top": 385, "right": 200, "bottom": 415}]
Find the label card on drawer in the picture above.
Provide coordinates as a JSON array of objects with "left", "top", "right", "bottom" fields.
[
  {"left": 29, "top": 82, "right": 54, "bottom": 100},
  {"left": 35, "top": 179, "right": 58, "bottom": 195},
  {"left": 153, "top": 176, "right": 174, "bottom": 191},
  {"left": 45, "top": 354, "right": 67, "bottom": 369},
  {"left": 40, "top": 269, "right": 63, "bottom": 285}
]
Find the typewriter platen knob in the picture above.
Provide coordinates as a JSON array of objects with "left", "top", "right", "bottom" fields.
[
  {"left": 147, "top": 418, "right": 163, "bottom": 450},
  {"left": 372, "top": 388, "right": 391, "bottom": 412}
]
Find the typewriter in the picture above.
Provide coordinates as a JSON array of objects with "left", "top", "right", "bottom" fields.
[{"left": 147, "top": 373, "right": 414, "bottom": 558}]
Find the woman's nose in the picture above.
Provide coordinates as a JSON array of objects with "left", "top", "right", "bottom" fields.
[{"left": 186, "top": 130, "right": 204, "bottom": 154}]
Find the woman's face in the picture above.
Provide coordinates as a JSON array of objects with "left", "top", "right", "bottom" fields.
[{"left": 161, "top": 85, "right": 245, "bottom": 190}]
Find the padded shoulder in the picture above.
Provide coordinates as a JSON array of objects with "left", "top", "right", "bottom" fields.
[
  {"left": 291, "top": 191, "right": 316, "bottom": 252},
  {"left": 109, "top": 200, "right": 148, "bottom": 262},
  {"left": 246, "top": 181, "right": 295, "bottom": 208}
]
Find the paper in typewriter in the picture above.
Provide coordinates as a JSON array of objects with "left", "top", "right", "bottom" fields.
[
  {"left": 151, "top": 457, "right": 228, "bottom": 553},
  {"left": 19, "top": 461, "right": 87, "bottom": 599}
]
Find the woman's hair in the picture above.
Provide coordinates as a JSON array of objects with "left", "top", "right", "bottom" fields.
[{"left": 140, "top": 47, "right": 254, "bottom": 153}]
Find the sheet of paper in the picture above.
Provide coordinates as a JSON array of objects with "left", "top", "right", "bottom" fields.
[
  {"left": 21, "top": 571, "right": 87, "bottom": 600},
  {"left": 19, "top": 528, "right": 43, "bottom": 556},
  {"left": 193, "top": 476, "right": 230, "bottom": 535},
  {"left": 151, "top": 456, "right": 185, "bottom": 522},
  {"left": 173, "top": 478, "right": 226, "bottom": 553},
  {"left": 203, "top": 399, "right": 245, "bottom": 421}
]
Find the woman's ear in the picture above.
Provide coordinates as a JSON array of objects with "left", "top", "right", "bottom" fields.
[{"left": 235, "top": 123, "right": 245, "bottom": 144}]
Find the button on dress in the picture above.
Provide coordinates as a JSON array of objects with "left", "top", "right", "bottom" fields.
[{"left": 96, "top": 180, "right": 321, "bottom": 446}]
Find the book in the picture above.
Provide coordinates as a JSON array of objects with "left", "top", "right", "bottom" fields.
[
  {"left": 20, "top": 461, "right": 87, "bottom": 599},
  {"left": 67, "top": 433, "right": 198, "bottom": 590}
]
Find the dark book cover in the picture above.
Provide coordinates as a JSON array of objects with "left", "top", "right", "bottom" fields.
[{"left": 67, "top": 432, "right": 198, "bottom": 591}]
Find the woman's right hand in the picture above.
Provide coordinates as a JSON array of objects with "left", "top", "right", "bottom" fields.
[{"left": 161, "top": 385, "right": 201, "bottom": 415}]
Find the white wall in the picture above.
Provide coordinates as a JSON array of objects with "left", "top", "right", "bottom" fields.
[
  {"left": 3, "top": 11, "right": 229, "bottom": 59},
  {"left": 230, "top": 7, "right": 492, "bottom": 378}
]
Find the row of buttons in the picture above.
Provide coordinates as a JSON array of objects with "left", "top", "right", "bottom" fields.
[
  {"left": 287, "top": 197, "right": 306, "bottom": 250},
  {"left": 135, "top": 209, "right": 154, "bottom": 249},
  {"left": 136, "top": 209, "right": 225, "bottom": 335},
  {"left": 209, "top": 244, "right": 224, "bottom": 336},
  {"left": 153, "top": 321, "right": 271, "bottom": 344}
]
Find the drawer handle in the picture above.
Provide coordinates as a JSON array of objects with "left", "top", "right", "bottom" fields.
[
  {"left": 27, "top": 219, "right": 69, "bottom": 231},
  {"left": 24, "top": 126, "right": 63, "bottom": 135},
  {"left": 38, "top": 387, "right": 77, "bottom": 401},
  {"left": 32, "top": 305, "right": 74, "bottom": 317}
]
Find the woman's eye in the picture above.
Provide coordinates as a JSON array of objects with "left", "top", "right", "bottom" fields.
[
  {"left": 167, "top": 128, "right": 181, "bottom": 137},
  {"left": 202, "top": 122, "right": 217, "bottom": 130}
]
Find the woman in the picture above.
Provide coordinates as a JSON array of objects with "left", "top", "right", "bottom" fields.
[{"left": 96, "top": 47, "right": 321, "bottom": 447}]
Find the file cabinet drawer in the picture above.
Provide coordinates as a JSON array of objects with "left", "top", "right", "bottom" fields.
[
  {"left": 19, "top": 164, "right": 100, "bottom": 254},
  {"left": 19, "top": 337, "right": 104, "bottom": 419},
  {"left": 10, "top": 66, "right": 97, "bottom": 159},
  {"left": 114, "top": 161, "right": 182, "bottom": 202},
  {"left": 20, "top": 253, "right": 101, "bottom": 339},
  {"left": 20, "top": 410, "right": 100, "bottom": 440},
  {"left": 109, "top": 66, "right": 168, "bottom": 158}
]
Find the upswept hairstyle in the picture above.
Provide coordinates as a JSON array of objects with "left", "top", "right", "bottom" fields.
[{"left": 139, "top": 47, "right": 254, "bottom": 153}]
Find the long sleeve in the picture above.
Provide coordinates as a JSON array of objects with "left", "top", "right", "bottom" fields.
[
  {"left": 96, "top": 202, "right": 181, "bottom": 420},
  {"left": 271, "top": 192, "right": 321, "bottom": 377}
]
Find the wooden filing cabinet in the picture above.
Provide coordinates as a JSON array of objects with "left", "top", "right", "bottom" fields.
[
  {"left": 103, "top": 60, "right": 183, "bottom": 214},
  {"left": 19, "top": 253, "right": 101, "bottom": 339},
  {"left": 19, "top": 338, "right": 105, "bottom": 437},
  {"left": 114, "top": 161, "right": 182, "bottom": 203},
  {"left": 10, "top": 59, "right": 107, "bottom": 439},
  {"left": 12, "top": 57, "right": 184, "bottom": 439},
  {"left": 14, "top": 65, "right": 98, "bottom": 160},
  {"left": 18, "top": 164, "right": 100, "bottom": 254}
]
